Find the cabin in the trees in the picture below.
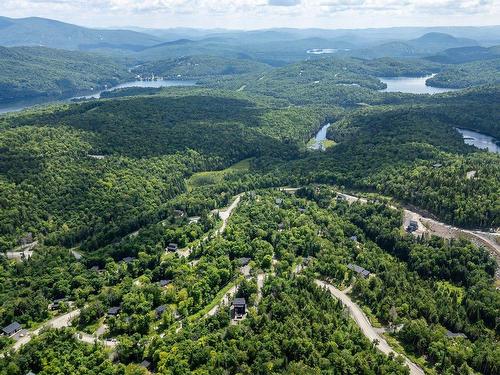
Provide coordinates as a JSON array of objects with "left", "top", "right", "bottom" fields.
[
  {"left": 121, "top": 256, "right": 136, "bottom": 263},
  {"left": 446, "top": 330, "right": 467, "bottom": 339},
  {"left": 159, "top": 279, "right": 171, "bottom": 287},
  {"left": 238, "top": 257, "right": 251, "bottom": 266},
  {"left": 166, "top": 243, "right": 178, "bottom": 252},
  {"left": 140, "top": 360, "right": 151, "bottom": 369},
  {"left": 26, "top": 371, "right": 36, "bottom": 375},
  {"left": 232, "top": 298, "right": 247, "bottom": 318},
  {"left": 2, "top": 321, "right": 21, "bottom": 336},
  {"left": 406, "top": 220, "right": 418, "bottom": 232},
  {"left": 155, "top": 305, "right": 166, "bottom": 318},
  {"left": 347, "top": 263, "right": 371, "bottom": 278},
  {"left": 108, "top": 306, "right": 121, "bottom": 316},
  {"left": 49, "top": 298, "right": 65, "bottom": 310}
]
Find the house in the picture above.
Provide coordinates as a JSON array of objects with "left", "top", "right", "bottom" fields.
[
  {"left": 446, "top": 330, "right": 467, "bottom": 339},
  {"left": 2, "top": 321, "right": 21, "bottom": 336},
  {"left": 108, "top": 306, "right": 121, "bottom": 316},
  {"left": 121, "top": 256, "right": 136, "bottom": 263},
  {"left": 26, "top": 372, "right": 36, "bottom": 375},
  {"left": 173, "top": 209, "right": 185, "bottom": 217},
  {"left": 238, "top": 257, "right": 251, "bottom": 266},
  {"left": 159, "top": 279, "right": 171, "bottom": 287},
  {"left": 232, "top": 298, "right": 246, "bottom": 318},
  {"left": 49, "top": 298, "right": 65, "bottom": 311},
  {"left": 350, "top": 235, "right": 358, "bottom": 242},
  {"left": 155, "top": 305, "right": 166, "bottom": 318},
  {"left": 278, "top": 223, "right": 285, "bottom": 231},
  {"left": 140, "top": 360, "right": 151, "bottom": 369},
  {"left": 347, "top": 263, "right": 371, "bottom": 278},
  {"left": 166, "top": 243, "right": 178, "bottom": 252},
  {"left": 406, "top": 220, "right": 418, "bottom": 232},
  {"left": 433, "top": 163, "right": 443, "bottom": 168},
  {"left": 275, "top": 198, "right": 283, "bottom": 205}
]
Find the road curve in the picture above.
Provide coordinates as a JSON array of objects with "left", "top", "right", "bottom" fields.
[{"left": 315, "top": 280, "right": 424, "bottom": 375}]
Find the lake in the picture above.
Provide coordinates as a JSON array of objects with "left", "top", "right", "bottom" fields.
[
  {"left": 379, "top": 75, "right": 458, "bottom": 95},
  {"left": 0, "top": 79, "right": 197, "bottom": 115},
  {"left": 309, "top": 123, "right": 332, "bottom": 151},
  {"left": 456, "top": 128, "right": 500, "bottom": 154}
]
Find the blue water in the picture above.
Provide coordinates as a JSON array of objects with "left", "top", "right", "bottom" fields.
[
  {"left": 456, "top": 128, "right": 500, "bottom": 154},
  {"left": 379, "top": 75, "right": 458, "bottom": 95}
]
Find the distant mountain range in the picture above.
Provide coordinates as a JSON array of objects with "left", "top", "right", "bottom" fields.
[
  {"left": 0, "top": 16, "right": 162, "bottom": 51},
  {"left": 0, "top": 16, "right": 498, "bottom": 65}
]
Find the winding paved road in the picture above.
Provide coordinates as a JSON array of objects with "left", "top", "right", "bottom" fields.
[{"left": 315, "top": 280, "right": 424, "bottom": 375}]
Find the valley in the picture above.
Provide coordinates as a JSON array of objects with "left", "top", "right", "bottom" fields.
[{"left": 0, "top": 13, "right": 498, "bottom": 375}]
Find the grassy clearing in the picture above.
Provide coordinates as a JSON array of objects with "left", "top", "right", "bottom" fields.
[{"left": 186, "top": 158, "right": 252, "bottom": 190}]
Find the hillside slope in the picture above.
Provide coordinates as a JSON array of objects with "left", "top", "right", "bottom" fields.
[
  {"left": 0, "top": 16, "right": 162, "bottom": 51},
  {"left": 0, "top": 46, "right": 133, "bottom": 103}
]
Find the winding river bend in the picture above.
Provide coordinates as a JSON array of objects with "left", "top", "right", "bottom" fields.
[{"left": 0, "top": 79, "right": 196, "bottom": 115}]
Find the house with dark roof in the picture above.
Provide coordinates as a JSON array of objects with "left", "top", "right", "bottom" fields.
[
  {"left": 159, "top": 279, "right": 171, "bottom": 287},
  {"left": 232, "top": 298, "right": 246, "bottom": 318},
  {"left": 406, "top": 220, "right": 418, "bottom": 232},
  {"left": 166, "top": 243, "right": 178, "bottom": 252},
  {"left": 2, "top": 321, "right": 21, "bottom": 336},
  {"left": 237, "top": 257, "right": 251, "bottom": 266},
  {"left": 446, "top": 330, "right": 467, "bottom": 339},
  {"left": 140, "top": 360, "right": 151, "bottom": 369},
  {"left": 155, "top": 305, "right": 166, "bottom": 318},
  {"left": 108, "top": 306, "right": 121, "bottom": 316},
  {"left": 121, "top": 256, "right": 136, "bottom": 263},
  {"left": 347, "top": 263, "right": 371, "bottom": 278},
  {"left": 49, "top": 298, "right": 65, "bottom": 310}
]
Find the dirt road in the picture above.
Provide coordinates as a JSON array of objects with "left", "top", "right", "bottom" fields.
[{"left": 315, "top": 280, "right": 424, "bottom": 375}]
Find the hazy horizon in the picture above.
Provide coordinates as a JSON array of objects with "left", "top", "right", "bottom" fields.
[{"left": 2, "top": 0, "right": 500, "bottom": 30}]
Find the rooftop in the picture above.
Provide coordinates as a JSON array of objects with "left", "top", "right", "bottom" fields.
[
  {"left": 2, "top": 321, "right": 21, "bottom": 335},
  {"left": 233, "top": 297, "right": 246, "bottom": 306},
  {"left": 347, "top": 263, "right": 371, "bottom": 277}
]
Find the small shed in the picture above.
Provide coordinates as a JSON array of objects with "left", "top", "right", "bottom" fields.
[
  {"left": 233, "top": 298, "right": 247, "bottom": 317},
  {"left": 140, "top": 360, "right": 151, "bottom": 369},
  {"left": 2, "top": 321, "right": 21, "bottom": 336},
  {"left": 275, "top": 198, "right": 283, "bottom": 205},
  {"left": 121, "top": 256, "right": 136, "bottom": 263}
]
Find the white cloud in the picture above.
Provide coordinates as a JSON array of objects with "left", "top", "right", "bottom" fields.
[{"left": 1, "top": 0, "right": 498, "bottom": 29}]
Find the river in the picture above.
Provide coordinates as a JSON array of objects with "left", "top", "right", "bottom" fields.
[
  {"left": 379, "top": 74, "right": 458, "bottom": 95},
  {"left": 309, "top": 123, "right": 331, "bottom": 151},
  {"left": 456, "top": 128, "right": 500, "bottom": 154},
  {"left": 0, "top": 79, "right": 197, "bottom": 115}
]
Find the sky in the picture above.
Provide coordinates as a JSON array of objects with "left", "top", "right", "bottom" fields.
[{"left": 1, "top": 0, "right": 500, "bottom": 30}]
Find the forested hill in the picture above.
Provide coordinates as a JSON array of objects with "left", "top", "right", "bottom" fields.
[
  {"left": 132, "top": 55, "right": 271, "bottom": 79},
  {"left": 0, "top": 16, "right": 162, "bottom": 51},
  {"left": 0, "top": 46, "right": 133, "bottom": 103}
]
